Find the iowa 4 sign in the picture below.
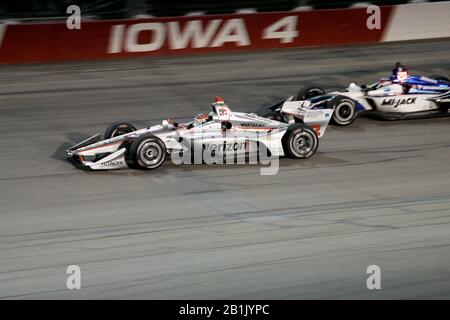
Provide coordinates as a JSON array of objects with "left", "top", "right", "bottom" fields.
[
  {"left": 0, "top": 8, "right": 392, "bottom": 63},
  {"left": 108, "top": 16, "right": 299, "bottom": 54}
]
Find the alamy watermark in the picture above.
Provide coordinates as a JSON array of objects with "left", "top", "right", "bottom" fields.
[
  {"left": 64, "top": 264, "right": 381, "bottom": 291},
  {"left": 66, "top": 265, "right": 81, "bottom": 289},
  {"left": 366, "top": 5, "right": 381, "bottom": 30},
  {"left": 366, "top": 265, "right": 381, "bottom": 290},
  {"left": 66, "top": 5, "right": 81, "bottom": 30},
  {"left": 169, "top": 128, "right": 280, "bottom": 176}
]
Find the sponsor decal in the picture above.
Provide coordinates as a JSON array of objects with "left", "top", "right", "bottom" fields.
[
  {"left": 304, "top": 110, "right": 325, "bottom": 119},
  {"left": 239, "top": 122, "right": 264, "bottom": 128},
  {"left": 381, "top": 97, "right": 416, "bottom": 108},
  {"left": 417, "top": 85, "right": 448, "bottom": 91},
  {"left": 204, "top": 142, "right": 247, "bottom": 151},
  {"left": 101, "top": 160, "right": 124, "bottom": 166},
  {"left": 217, "top": 106, "right": 230, "bottom": 117}
]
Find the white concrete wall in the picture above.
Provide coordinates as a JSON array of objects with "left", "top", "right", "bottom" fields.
[{"left": 383, "top": 1, "right": 450, "bottom": 42}]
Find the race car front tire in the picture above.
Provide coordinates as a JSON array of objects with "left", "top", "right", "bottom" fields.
[
  {"left": 295, "top": 86, "right": 326, "bottom": 100},
  {"left": 129, "top": 134, "right": 166, "bottom": 170},
  {"left": 329, "top": 96, "right": 357, "bottom": 126},
  {"left": 104, "top": 121, "right": 137, "bottom": 139},
  {"left": 282, "top": 123, "right": 319, "bottom": 159}
]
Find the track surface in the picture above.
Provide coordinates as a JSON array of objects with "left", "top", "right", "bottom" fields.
[{"left": 1, "top": 40, "right": 450, "bottom": 299}]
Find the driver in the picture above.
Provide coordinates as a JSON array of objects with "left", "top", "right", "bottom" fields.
[
  {"left": 391, "top": 62, "right": 409, "bottom": 83},
  {"left": 193, "top": 113, "right": 210, "bottom": 126},
  {"left": 192, "top": 96, "right": 226, "bottom": 127},
  {"left": 378, "top": 62, "right": 409, "bottom": 88}
]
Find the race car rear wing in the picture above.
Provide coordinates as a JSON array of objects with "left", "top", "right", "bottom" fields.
[{"left": 281, "top": 99, "right": 333, "bottom": 138}]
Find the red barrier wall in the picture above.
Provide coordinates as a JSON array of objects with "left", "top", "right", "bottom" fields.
[{"left": 0, "top": 7, "right": 394, "bottom": 64}]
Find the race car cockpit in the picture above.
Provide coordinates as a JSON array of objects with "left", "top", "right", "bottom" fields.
[
  {"left": 192, "top": 113, "right": 213, "bottom": 127},
  {"left": 185, "top": 96, "right": 232, "bottom": 129}
]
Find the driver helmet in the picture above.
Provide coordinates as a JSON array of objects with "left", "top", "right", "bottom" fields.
[
  {"left": 193, "top": 113, "right": 209, "bottom": 126},
  {"left": 392, "top": 62, "right": 409, "bottom": 82}
]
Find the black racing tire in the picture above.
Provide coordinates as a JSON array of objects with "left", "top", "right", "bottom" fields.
[
  {"left": 129, "top": 134, "right": 166, "bottom": 170},
  {"left": 257, "top": 110, "right": 287, "bottom": 123},
  {"left": 295, "top": 86, "right": 326, "bottom": 101},
  {"left": 329, "top": 96, "right": 358, "bottom": 126},
  {"left": 428, "top": 75, "right": 450, "bottom": 83},
  {"left": 118, "top": 141, "right": 137, "bottom": 169},
  {"left": 282, "top": 123, "right": 319, "bottom": 159},
  {"left": 104, "top": 121, "right": 137, "bottom": 139}
]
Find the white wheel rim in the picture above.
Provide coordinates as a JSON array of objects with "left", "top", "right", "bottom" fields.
[
  {"left": 138, "top": 141, "right": 163, "bottom": 167},
  {"left": 290, "top": 131, "right": 315, "bottom": 157},
  {"left": 335, "top": 101, "right": 355, "bottom": 122}
]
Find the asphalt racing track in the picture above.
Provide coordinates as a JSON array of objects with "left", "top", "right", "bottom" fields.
[{"left": 1, "top": 40, "right": 450, "bottom": 299}]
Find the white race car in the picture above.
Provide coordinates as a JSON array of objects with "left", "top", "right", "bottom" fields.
[
  {"left": 66, "top": 97, "right": 333, "bottom": 170},
  {"left": 257, "top": 72, "right": 450, "bottom": 126}
]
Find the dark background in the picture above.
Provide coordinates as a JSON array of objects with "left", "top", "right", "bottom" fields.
[{"left": 0, "top": 0, "right": 436, "bottom": 20}]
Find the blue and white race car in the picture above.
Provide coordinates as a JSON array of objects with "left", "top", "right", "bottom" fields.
[{"left": 258, "top": 64, "right": 450, "bottom": 126}]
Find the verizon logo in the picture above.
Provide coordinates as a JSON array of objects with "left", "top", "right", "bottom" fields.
[{"left": 108, "top": 16, "right": 298, "bottom": 53}]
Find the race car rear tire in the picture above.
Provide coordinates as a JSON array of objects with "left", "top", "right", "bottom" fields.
[
  {"left": 282, "top": 123, "right": 319, "bottom": 159},
  {"left": 329, "top": 96, "right": 357, "bottom": 126},
  {"left": 295, "top": 86, "right": 326, "bottom": 100},
  {"left": 104, "top": 121, "right": 137, "bottom": 139},
  {"left": 129, "top": 134, "right": 166, "bottom": 170},
  {"left": 429, "top": 75, "right": 450, "bottom": 83}
]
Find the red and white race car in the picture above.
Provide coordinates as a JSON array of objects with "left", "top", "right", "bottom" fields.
[{"left": 67, "top": 97, "right": 334, "bottom": 170}]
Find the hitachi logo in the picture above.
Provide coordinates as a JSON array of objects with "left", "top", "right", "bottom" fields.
[
  {"left": 382, "top": 97, "right": 416, "bottom": 108},
  {"left": 101, "top": 160, "right": 124, "bottom": 167}
]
